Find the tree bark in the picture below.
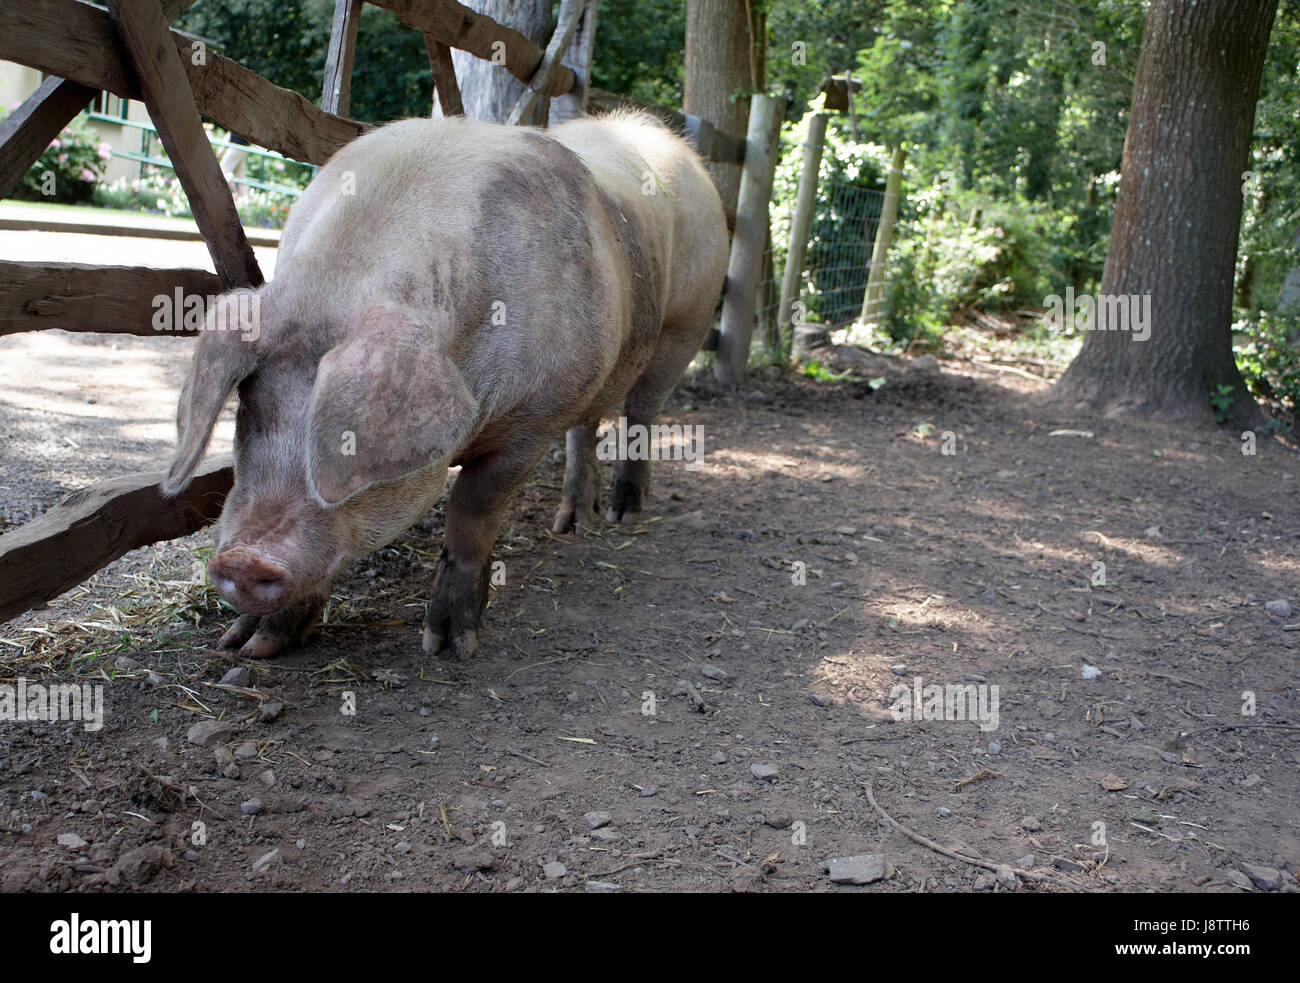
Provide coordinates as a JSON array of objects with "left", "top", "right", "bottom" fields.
[
  {"left": 684, "top": 0, "right": 761, "bottom": 214},
  {"left": 433, "top": 0, "right": 552, "bottom": 123},
  {"left": 1047, "top": 0, "right": 1278, "bottom": 423}
]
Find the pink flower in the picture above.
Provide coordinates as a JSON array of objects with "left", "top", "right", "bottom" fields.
[
  {"left": 58, "top": 153, "right": 68, "bottom": 164},
  {"left": 98, "top": 142, "right": 112, "bottom": 159},
  {"left": 49, "top": 138, "right": 61, "bottom": 151},
  {"left": 79, "top": 168, "right": 95, "bottom": 182}
]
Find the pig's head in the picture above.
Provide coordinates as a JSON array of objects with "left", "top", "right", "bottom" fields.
[{"left": 164, "top": 291, "right": 478, "bottom": 616}]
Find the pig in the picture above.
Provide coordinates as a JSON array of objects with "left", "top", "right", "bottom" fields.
[{"left": 163, "top": 112, "right": 728, "bottom": 660}]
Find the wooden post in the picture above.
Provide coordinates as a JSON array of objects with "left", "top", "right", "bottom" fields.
[
  {"left": 425, "top": 35, "right": 464, "bottom": 117},
  {"left": 715, "top": 92, "right": 784, "bottom": 388},
  {"left": 321, "top": 0, "right": 363, "bottom": 117},
  {"left": 551, "top": 0, "right": 596, "bottom": 124},
  {"left": 860, "top": 144, "right": 906, "bottom": 325},
  {"left": 105, "top": 0, "right": 262, "bottom": 288},
  {"left": 505, "top": 0, "right": 584, "bottom": 126},
  {"left": 776, "top": 112, "right": 827, "bottom": 352}
]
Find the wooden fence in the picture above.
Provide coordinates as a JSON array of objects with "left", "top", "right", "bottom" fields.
[{"left": 0, "top": 0, "right": 780, "bottom": 623}]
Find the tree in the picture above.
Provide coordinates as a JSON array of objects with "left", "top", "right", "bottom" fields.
[
  {"left": 1047, "top": 0, "right": 1279, "bottom": 422},
  {"left": 684, "top": 0, "right": 763, "bottom": 211}
]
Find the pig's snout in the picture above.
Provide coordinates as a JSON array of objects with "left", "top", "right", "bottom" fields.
[{"left": 209, "top": 547, "right": 292, "bottom": 615}]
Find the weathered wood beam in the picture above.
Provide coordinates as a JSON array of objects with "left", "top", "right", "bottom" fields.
[
  {"left": 551, "top": 0, "right": 597, "bottom": 124},
  {"left": 0, "top": 262, "right": 224, "bottom": 337},
  {"left": 321, "top": 0, "right": 363, "bottom": 117},
  {"left": 424, "top": 34, "right": 464, "bottom": 117},
  {"left": 584, "top": 87, "right": 746, "bottom": 166},
  {"left": 370, "top": 0, "right": 575, "bottom": 97},
  {"left": 2, "top": 0, "right": 367, "bottom": 165},
  {"left": 0, "top": 0, "right": 196, "bottom": 199},
  {"left": 106, "top": 0, "right": 262, "bottom": 289},
  {"left": 505, "top": 0, "right": 583, "bottom": 126},
  {"left": 0, "top": 455, "right": 232, "bottom": 624}
]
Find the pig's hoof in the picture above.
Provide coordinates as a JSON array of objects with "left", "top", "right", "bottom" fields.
[
  {"left": 552, "top": 498, "right": 601, "bottom": 534},
  {"left": 421, "top": 625, "right": 479, "bottom": 661},
  {"left": 605, "top": 478, "right": 645, "bottom": 524},
  {"left": 217, "top": 602, "right": 319, "bottom": 658}
]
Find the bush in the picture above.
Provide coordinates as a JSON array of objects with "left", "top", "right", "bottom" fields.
[
  {"left": 882, "top": 183, "right": 1075, "bottom": 347},
  {"left": 1233, "top": 309, "right": 1300, "bottom": 413},
  {"left": 0, "top": 110, "right": 109, "bottom": 203}
]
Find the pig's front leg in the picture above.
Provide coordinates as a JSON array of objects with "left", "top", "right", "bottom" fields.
[
  {"left": 552, "top": 417, "right": 602, "bottom": 534},
  {"left": 423, "top": 442, "right": 546, "bottom": 660},
  {"left": 217, "top": 591, "right": 328, "bottom": 659}
]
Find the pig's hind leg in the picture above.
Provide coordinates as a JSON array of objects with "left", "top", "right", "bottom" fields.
[
  {"left": 552, "top": 414, "right": 603, "bottom": 534},
  {"left": 605, "top": 318, "right": 709, "bottom": 524},
  {"left": 424, "top": 440, "right": 548, "bottom": 660}
]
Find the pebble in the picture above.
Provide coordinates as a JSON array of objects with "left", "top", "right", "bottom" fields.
[
  {"left": 234, "top": 741, "right": 258, "bottom": 760},
  {"left": 709, "top": 751, "right": 728, "bottom": 765},
  {"left": 57, "top": 832, "right": 89, "bottom": 850},
  {"left": 1016, "top": 854, "right": 1035, "bottom": 869},
  {"left": 1265, "top": 599, "right": 1292, "bottom": 619},
  {"left": 584, "top": 811, "right": 612, "bottom": 830},
  {"left": 584, "top": 879, "right": 621, "bottom": 893},
  {"left": 543, "top": 861, "right": 567, "bottom": 880},
  {"left": 259, "top": 769, "right": 276, "bottom": 787},
  {"left": 394, "top": 841, "right": 411, "bottom": 854},
  {"left": 251, "top": 849, "right": 281, "bottom": 873},
  {"left": 187, "top": 719, "right": 235, "bottom": 747},
  {"left": 257, "top": 702, "right": 283, "bottom": 723},
  {"left": 973, "top": 872, "right": 996, "bottom": 891},
  {"left": 1240, "top": 863, "right": 1280, "bottom": 892},
  {"left": 987, "top": 741, "right": 1001, "bottom": 755},
  {"left": 810, "top": 693, "right": 832, "bottom": 707},
  {"left": 218, "top": 666, "right": 251, "bottom": 688},
  {"left": 1241, "top": 773, "right": 1261, "bottom": 788},
  {"left": 936, "top": 807, "right": 951, "bottom": 819},
  {"left": 506, "top": 876, "right": 525, "bottom": 891},
  {"left": 750, "top": 763, "right": 779, "bottom": 781},
  {"left": 700, "top": 664, "right": 729, "bottom": 681},
  {"left": 890, "top": 665, "right": 908, "bottom": 676},
  {"left": 240, "top": 799, "right": 263, "bottom": 816},
  {"left": 995, "top": 866, "right": 1018, "bottom": 891},
  {"left": 824, "top": 854, "right": 891, "bottom": 884}
]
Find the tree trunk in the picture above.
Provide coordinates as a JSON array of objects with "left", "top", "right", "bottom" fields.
[
  {"left": 1047, "top": 0, "right": 1277, "bottom": 423},
  {"left": 433, "top": 0, "right": 552, "bottom": 123},
  {"left": 684, "top": 0, "right": 760, "bottom": 214}
]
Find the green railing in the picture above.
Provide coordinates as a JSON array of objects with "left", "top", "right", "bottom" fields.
[{"left": 88, "top": 112, "right": 314, "bottom": 198}]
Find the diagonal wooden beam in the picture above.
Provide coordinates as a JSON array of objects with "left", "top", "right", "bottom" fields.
[
  {"left": 321, "top": 0, "right": 363, "bottom": 117},
  {"left": 425, "top": 34, "right": 464, "bottom": 117},
  {"left": 0, "top": 0, "right": 197, "bottom": 199},
  {"left": 505, "top": 0, "right": 583, "bottom": 126},
  {"left": 371, "top": 0, "right": 575, "bottom": 97},
  {"left": 2, "top": 1, "right": 368, "bottom": 166},
  {"left": 105, "top": 0, "right": 262, "bottom": 289}
]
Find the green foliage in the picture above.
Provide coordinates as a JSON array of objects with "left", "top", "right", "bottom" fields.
[
  {"left": 770, "top": 109, "right": 889, "bottom": 329},
  {"left": 1233, "top": 310, "right": 1300, "bottom": 413},
  {"left": 1209, "top": 384, "right": 1236, "bottom": 424},
  {"left": 881, "top": 181, "right": 1073, "bottom": 347},
  {"left": 802, "top": 360, "right": 851, "bottom": 382},
  {"left": 592, "top": 0, "right": 687, "bottom": 107},
  {"left": 0, "top": 111, "right": 109, "bottom": 203}
]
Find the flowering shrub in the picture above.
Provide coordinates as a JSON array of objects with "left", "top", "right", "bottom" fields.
[{"left": 0, "top": 108, "right": 109, "bottom": 203}]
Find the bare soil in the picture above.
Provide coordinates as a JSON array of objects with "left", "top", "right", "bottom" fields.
[{"left": 1, "top": 330, "right": 1298, "bottom": 894}]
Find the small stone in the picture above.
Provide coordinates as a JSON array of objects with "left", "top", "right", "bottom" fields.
[
  {"left": 252, "top": 849, "right": 281, "bottom": 873},
  {"left": 1241, "top": 773, "right": 1261, "bottom": 788},
  {"left": 824, "top": 854, "right": 891, "bottom": 885},
  {"left": 1265, "top": 599, "right": 1292, "bottom": 619},
  {"left": 709, "top": 751, "right": 728, "bottom": 765},
  {"left": 1052, "top": 857, "right": 1086, "bottom": 873},
  {"left": 543, "top": 861, "right": 567, "bottom": 880},
  {"left": 116, "top": 844, "right": 170, "bottom": 884},
  {"left": 234, "top": 741, "right": 258, "bottom": 760},
  {"left": 700, "top": 663, "right": 728, "bottom": 681},
  {"left": 1223, "top": 868, "right": 1253, "bottom": 890},
  {"left": 240, "top": 799, "right": 264, "bottom": 816},
  {"left": 506, "top": 876, "right": 525, "bottom": 891},
  {"left": 584, "top": 879, "right": 621, "bottom": 893},
  {"left": 213, "top": 746, "right": 240, "bottom": 779},
  {"left": 810, "top": 693, "right": 832, "bottom": 707},
  {"left": 750, "top": 763, "right": 779, "bottom": 782},
  {"left": 57, "top": 832, "right": 88, "bottom": 850},
  {"left": 1016, "top": 854, "right": 1035, "bottom": 869},
  {"left": 638, "top": 786, "right": 657, "bottom": 797},
  {"left": 987, "top": 741, "right": 1001, "bottom": 755},
  {"left": 257, "top": 702, "right": 283, "bottom": 723},
  {"left": 584, "top": 811, "right": 612, "bottom": 830},
  {"left": 394, "top": 841, "right": 411, "bottom": 854},
  {"left": 890, "top": 665, "right": 908, "bottom": 676},
  {"left": 995, "top": 866, "right": 1018, "bottom": 891},
  {"left": 259, "top": 769, "right": 276, "bottom": 787},
  {"left": 973, "top": 872, "right": 996, "bottom": 891},
  {"left": 185, "top": 850, "right": 199, "bottom": 862},
  {"left": 218, "top": 666, "right": 251, "bottom": 688},
  {"left": 1021, "top": 816, "right": 1042, "bottom": 831},
  {"left": 936, "top": 807, "right": 951, "bottom": 819},
  {"left": 187, "top": 719, "right": 234, "bottom": 747},
  {"left": 590, "top": 828, "right": 620, "bottom": 843},
  {"left": 1240, "top": 863, "right": 1280, "bottom": 892}
]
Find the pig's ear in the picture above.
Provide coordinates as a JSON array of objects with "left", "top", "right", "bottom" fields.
[
  {"left": 305, "top": 308, "right": 479, "bottom": 506},
  {"left": 163, "top": 290, "right": 260, "bottom": 496}
]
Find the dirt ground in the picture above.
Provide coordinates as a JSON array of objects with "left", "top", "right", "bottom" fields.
[{"left": 1, "top": 326, "right": 1298, "bottom": 894}]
